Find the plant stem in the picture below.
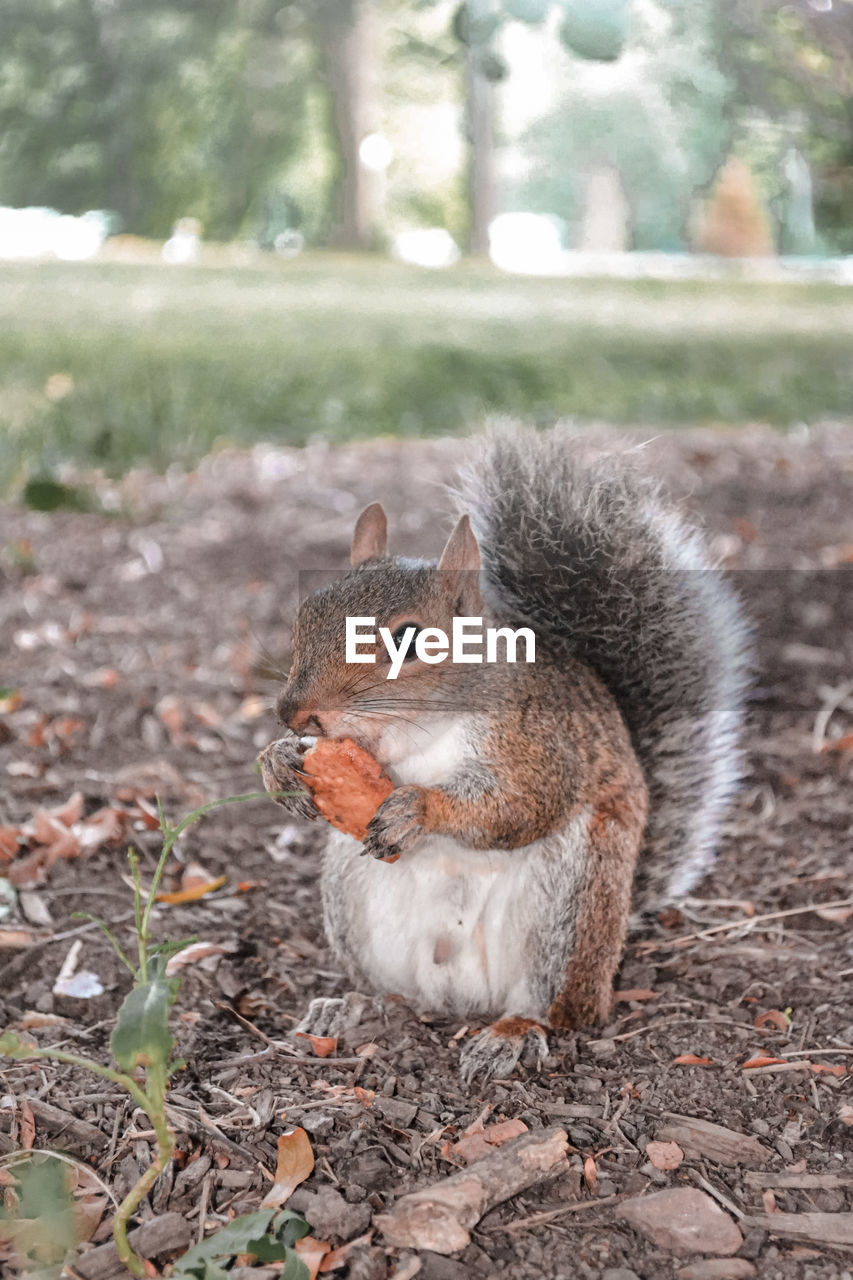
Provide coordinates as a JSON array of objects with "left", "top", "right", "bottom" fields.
[
  {"left": 112, "top": 1074, "right": 174, "bottom": 1278},
  {"left": 139, "top": 791, "right": 272, "bottom": 961}
]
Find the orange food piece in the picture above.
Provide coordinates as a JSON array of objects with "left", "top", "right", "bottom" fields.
[{"left": 301, "top": 738, "right": 393, "bottom": 841}]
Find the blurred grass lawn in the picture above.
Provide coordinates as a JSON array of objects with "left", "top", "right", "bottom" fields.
[{"left": 2, "top": 254, "right": 852, "bottom": 488}]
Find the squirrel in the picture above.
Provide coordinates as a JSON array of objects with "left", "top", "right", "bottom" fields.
[{"left": 259, "top": 427, "right": 751, "bottom": 1082}]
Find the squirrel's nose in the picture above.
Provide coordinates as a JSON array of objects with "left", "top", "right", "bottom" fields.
[{"left": 276, "top": 694, "right": 323, "bottom": 735}]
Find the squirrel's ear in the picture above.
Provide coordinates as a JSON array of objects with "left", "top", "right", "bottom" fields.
[
  {"left": 351, "top": 502, "right": 388, "bottom": 566},
  {"left": 438, "top": 516, "right": 482, "bottom": 610}
]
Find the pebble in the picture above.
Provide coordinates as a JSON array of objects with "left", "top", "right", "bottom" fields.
[{"left": 619, "top": 1187, "right": 742, "bottom": 1255}]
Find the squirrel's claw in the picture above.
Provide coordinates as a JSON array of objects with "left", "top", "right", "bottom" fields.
[
  {"left": 458, "top": 1018, "right": 549, "bottom": 1087},
  {"left": 258, "top": 734, "right": 317, "bottom": 821},
  {"left": 362, "top": 785, "right": 425, "bottom": 860}
]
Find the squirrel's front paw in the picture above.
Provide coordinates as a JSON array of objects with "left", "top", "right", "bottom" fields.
[
  {"left": 258, "top": 733, "right": 317, "bottom": 822},
  {"left": 362, "top": 785, "right": 426, "bottom": 860}
]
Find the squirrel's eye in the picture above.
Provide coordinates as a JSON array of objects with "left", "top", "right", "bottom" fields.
[{"left": 390, "top": 622, "right": 422, "bottom": 657}]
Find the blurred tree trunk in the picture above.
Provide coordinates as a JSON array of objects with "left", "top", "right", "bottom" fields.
[
  {"left": 315, "top": 0, "right": 375, "bottom": 249},
  {"left": 461, "top": 0, "right": 499, "bottom": 258},
  {"left": 466, "top": 44, "right": 496, "bottom": 256}
]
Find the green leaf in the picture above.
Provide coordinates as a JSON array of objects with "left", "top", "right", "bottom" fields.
[
  {"left": 0, "top": 1155, "right": 79, "bottom": 1268},
  {"left": 559, "top": 0, "right": 629, "bottom": 62},
  {"left": 173, "top": 1210, "right": 276, "bottom": 1272},
  {"left": 280, "top": 1252, "right": 311, "bottom": 1280},
  {"left": 274, "top": 1210, "right": 313, "bottom": 1249},
  {"left": 110, "top": 976, "right": 181, "bottom": 1072},
  {"left": 171, "top": 1211, "right": 312, "bottom": 1278},
  {"left": 21, "top": 478, "right": 90, "bottom": 512},
  {"left": 502, "top": 0, "right": 550, "bottom": 23},
  {"left": 0, "top": 1030, "right": 34, "bottom": 1060}
]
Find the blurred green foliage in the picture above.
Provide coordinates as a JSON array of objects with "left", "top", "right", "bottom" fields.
[
  {"left": 0, "top": 1156, "right": 80, "bottom": 1275},
  {"left": 0, "top": 1, "right": 849, "bottom": 249},
  {"left": 2, "top": 257, "right": 851, "bottom": 488},
  {"left": 0, "top": 0, "right": 317, "bottom": 240}
]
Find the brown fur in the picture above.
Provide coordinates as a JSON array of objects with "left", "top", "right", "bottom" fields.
[
  {"left": 491, "top": 1016, "right": 547, "bottom": 1039},
  {"left": 548, "top": 765, "right": 648, "bottom": 1028}
]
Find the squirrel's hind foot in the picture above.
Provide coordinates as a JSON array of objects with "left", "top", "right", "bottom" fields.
[
  {"left": 293, "top": 991, "right": 372, "bottom": 1042},
  {"left": 459, "top": 1017, "right": 548, "bottom": 1087}
]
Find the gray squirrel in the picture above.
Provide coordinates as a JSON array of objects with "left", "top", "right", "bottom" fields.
[{"left": 259, "top": 428, "right": 751, "bottom": 1082}]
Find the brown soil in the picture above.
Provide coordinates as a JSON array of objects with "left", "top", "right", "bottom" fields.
[{"left": 0, "top": 424, "right": 851, "bottom": 1280}]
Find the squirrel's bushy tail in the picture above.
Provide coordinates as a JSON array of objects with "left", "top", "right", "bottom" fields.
[{"left": 455, "top": 426, "right": 751, "bottom": 909}]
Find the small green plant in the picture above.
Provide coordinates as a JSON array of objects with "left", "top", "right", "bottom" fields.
[
  {"left": 172, "top": 1209, "right": 311, "bottom": 1280},
  {"left": 0, "top": 1152, "right": 81, "bottom": 1274},
  {"left": 0, "top": 791, "right": 310, "bottom": 1279}
]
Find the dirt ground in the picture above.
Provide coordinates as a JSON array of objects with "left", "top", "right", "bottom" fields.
[{"left": 0, "top": 423, "right": 851, "bottom": 1280}]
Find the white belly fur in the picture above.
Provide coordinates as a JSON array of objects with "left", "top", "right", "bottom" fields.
[{"left": 325, "top": 830, "right": 543, "bottom": 1017}]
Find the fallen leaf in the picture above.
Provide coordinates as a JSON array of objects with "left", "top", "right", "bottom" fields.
[
  {"left": 295, "top": 1032, "right": 338, "bottom": 1059},
  {"left": 449, "top": 1134, "right": 491, "bottom": 1164},
  {"left": 646, "top": 1140, "right": 684, "bottom": 1171},
  {"left": 75, "top": 806, "right": 127, "bottom": 851},
  {"left": 0, "top": 827, "right": 21, "bottom": 861},
  {"left": 318, "top": 1230, "right": 374, "bottom": 1271},
  {"left": 482, "top": 1118, "right": 528, "bottom": 1146},
  {"left": 30, "top": 812, "right": 81, "bottom": 860},
  {"left": 294, "top": 1235, "right": 331, "bottom": 1280},
  {"left": 165, "top": 941, "right": 230, "bottom": 975},
  {"left": 19, "top": 1098, "right": 35, "bottom": 1150},
  {"left": 742, "top": 1057, "right": 787, "bottom": 1069},
  {"left": 7, "top": 850, "right": 47, "bottom": 888},
  {"left": 673, "top": 1054, "right": 715, "bottom": 1066},
  {"left": 49, "top": 792, "right": 85, "bottom": 827},
  {"left": 0, "top": 929, "right": 35, "bottom": 948},
  {"left": 260, "top": 1128, "right": 315, "bottom": 1208},
  {"left": 156, "top": 694, "right": 187, "bottom": 744},
  {"left": 811, "top": 1063, "right": 847, "bottom": 1077},
  {"left": 181, "top": 860, "right": 220, "bottom": 892},
  {"left": 615, "top": 988, "right": 658, "bottom": 1002},
  {"left": 838, "top": 1105, "right": 853, "bottom": 1127},
  {"left": 18, "top": 891, "right": 51, "bottom": 927},
  {"left": 238, "top": 695, "right": 267, "bottom": 721},
  {"left": 191, "top": 701, "right": 222, "bottom": 729},
  {"left": 19, "top": 1011, "right": 70, "bottom": 1030},
  {"left": 156, "top": 875, "right": 227, "bottom": 904},
  {"left": 755, "top": 1010, "right": 791, "bottom": 1032},
  {"left": 133, "top": 797, "right": 163, "bottom": 830},
  {"left": 814, "top": 903, "right": 853, "bottom": 923},
  {"left": 763, "top": 1189, "right": 777, "bottom": 1214},
  {"left": 584, "top": 1156, "right": 598, "bottom": 1192}
]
